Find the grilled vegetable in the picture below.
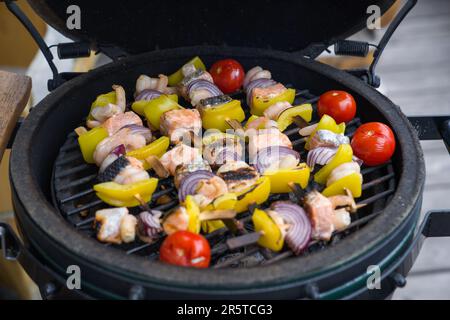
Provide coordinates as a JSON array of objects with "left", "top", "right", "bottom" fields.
[
  {"left": 251, "top": 87, "right": 296, "bottom": 116},
  {"left": 265, "top": 164, "right": 310, "bottom": 193},
  {"left": 271, "top": 201, "right": 312, "bottom": 254},
  {"left": 137, "top": 210, "right": 163, "bottom": 243},
  {"left": 168, "top": 56, "right": 206, "bottom": 86},
  {"left": 209, "top": 59, "right": 245, "bottom": 94},
  {"left": 252, "top": 208, "right": 284, "bottom": 252},
  {"left": 318, "top": 90, "right": 357, "bottom": 124},
  {"left": 143, "top": 95, "right": 182, "bottom": 129},
  {"left": 305, "top": 115, "right": 346, "bottom": 150},
  {"left": 126, "top": 136, "right": 170, "bottom": 170},
  {"left": 131, "top": 94, "right": 178, "bottom": 116},
  {"left": 78, "top": 126, "right": 109, "bottom": 164},
  {"left": 276, "top": 104, "right": 313, "bottom": 132},
  {"left": 351, "top": 122, "right": 396, "bottom": 166},
  {"left": 159, "top": 231, "right": 211, "bottom": 268},
  {"left": 88, "top": 91, "right": 116, "bottom": 119},
  {"left": 178, "top": 170, "right": 215, "bottom": 203},
  {"left": 322, "top": 162, "right": 363, "bottom": 198},
  {"left": 94, "top": 178, "right": 158, "bottom": 207},
  {"left": 234, "top": 176, "right": 271, "bottom": 213},
  {"left": 201, "top": 220, "right": 226, "bottom": 233},
  {"left": 185, "top": 195, "right": 201, "bottom": 234},
  {"left": 198, "top": 99, "right": 246, "bottom": 132},
  {"left": 314, "top": 144, "right": 353, "bottom": 184}
]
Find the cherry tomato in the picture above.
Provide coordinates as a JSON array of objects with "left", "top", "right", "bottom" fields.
[
  {"left": 351, "top": 122, "right": 396, "bottom": 166},
  {"left": 318, "top": 90, "right": 357, "bottom": 123},
  {"left": 209, "top": 59, "right": 245, "bottom": 94},
  {"left": 160, "top": 231, "right": 211, "bottom": 268}
]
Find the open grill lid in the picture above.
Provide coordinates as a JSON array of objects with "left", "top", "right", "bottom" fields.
[{"left": 28, "top": 0, "right": 395, "bottom": 55}]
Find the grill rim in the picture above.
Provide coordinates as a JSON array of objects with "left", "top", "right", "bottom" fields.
[{"left": 9, "top": 46, "right": 425, "bottom": 290}]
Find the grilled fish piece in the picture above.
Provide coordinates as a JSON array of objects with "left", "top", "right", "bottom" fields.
[
  {"left": 160, "top": 109, "right": 202, "bottom": 144},
  {"left": 304, "top": 191, "right": 335, "bottom": 241},
  {"left": 95, "top": 208, "right": 136, "bottom": 244},
  {"left": 217, "top": 161, "right": 260, "bottom": 194},
  {"left": 160, "top": 144, "right": 203, "bottom": 176}
]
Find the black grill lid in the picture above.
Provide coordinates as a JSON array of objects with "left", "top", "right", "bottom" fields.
[{"left": 28, "top": 0, "right": 394, "bottom": 54}]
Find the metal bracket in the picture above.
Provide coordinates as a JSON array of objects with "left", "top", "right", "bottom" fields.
[
  {"left": 408, "top": 116, "right": 450, "bottom": 155},
  {"left": 4, "top": 0, "right": 87, "bottom": 91},
  {"left": 0, "top": 223, "right": 21, "bottom": 260}
]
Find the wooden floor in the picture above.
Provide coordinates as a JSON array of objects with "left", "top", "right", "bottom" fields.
[{"left": 374, "top": 0, "right": 450, "bottom": 299}]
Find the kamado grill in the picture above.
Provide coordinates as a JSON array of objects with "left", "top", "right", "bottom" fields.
[{"left": 1, "top": 0, "right": 450, "bottom": 300}]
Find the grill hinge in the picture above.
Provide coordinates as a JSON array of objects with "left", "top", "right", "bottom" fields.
[{"left": 4, "top": 0, "right": 88, "bottom": 91}]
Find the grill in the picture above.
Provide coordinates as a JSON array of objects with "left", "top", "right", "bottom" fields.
[
  {"left": 52, "top": 89, "right": 396, "bottom": 268},
  {"left": 2, "top": 0, "right": 450, "bottom": 300}
]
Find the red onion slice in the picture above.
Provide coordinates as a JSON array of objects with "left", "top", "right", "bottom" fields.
[
  {"left": 253, "top": 146, "right": 300, "bottom": 174},
  {"left": 271, "top": 201, "right": 311, "bottom": 255},
  {"left": 187, "top": 79, "right": 223, "bottom": 97},
  {"left": 121, "top": 124, "right": 152, "bottom": 143},
  {"left": 138, "top": 211, "right": 162, "bottom": 240},
  {"left": 178, "top": 170, "right": 216, "bottom": 202},
  {"left": 307, "top": 147, "right": 363, "bottom": 169},
  {"left": 111, "top": 144, "right": 126, "bottom": 157},
  {"left": 135, "top": 89, "right": 162, "bottom": 101}
]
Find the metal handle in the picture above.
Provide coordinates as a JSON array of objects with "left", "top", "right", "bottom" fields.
[{"left": 408, "top": 116, "right": 450, "bottom": 155}]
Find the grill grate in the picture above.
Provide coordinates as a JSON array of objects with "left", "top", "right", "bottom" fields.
[{"left": 51, "top": 89, "right": 397, "bottom": 268}]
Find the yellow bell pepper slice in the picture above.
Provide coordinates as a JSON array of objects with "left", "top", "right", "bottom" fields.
[
  {"left": 126, "top": 137, "right": 170, "bottom": 170},
  {"left": 131, "top": 94, "right": 178, "bottom": 116},
  {"left": 252, "top": 209, "right": 284, "bottom": 252},
  {"left": 251, "top": 88, "right": 296, "bottom": 116},
  {"left": 277, "top": 104, "right": 313, "bottom": 132},
  {"left": 96, "top": 192, "right": 153, "bottom": 208},
  {"left": 201, "top": 220, "right": 226, "bottom": 234},
  {"left": 144, "top": 95, "right": 182, "bottom": 129},
  {"left": 168, "top": 56, "right": 206, "bottom": 86},
  {"left": 305, "top": 115, "right": 346, "bottom": 150},
  {"left": 202, "top": 132, "right": 241, "bottom": 145},
  {"left": 200, "top": 99, "right": 246, "bottom": 132},
  {"left": 314, "top": 144, "right": 353, "bottom": 184},
  {"left": 185, "top": 195, "right": 201, "bottom": 234},
  {"left": 94, "top": 178, "right": 158, "bottom": 202},
  {"left": 78, "top": 126, "right": 109, "bottom": 164},
  {"left": 88, "top": 91, "right": 116, "bottom": 120},
  {"left": 264, "top": 164, "right": 311, "bottom": 193},
  {"left": 322, "top": 172, "right": 363, "bottom": 198},
  {"left": 234, "top": 177, "right": 271, "bottom": 213},
  {"left": 213, "top": 193, "right": 238, "bottom": 210}
]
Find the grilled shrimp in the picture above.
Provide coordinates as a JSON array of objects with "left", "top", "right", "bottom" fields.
[
  {"left": 248, "top": 128, "right": 292, "bottom": 158},
  {"left": 136, "top": 74, "right": 174, "bottom": 95},
  {"left": 244, "top": 66, "right": 272, "bottom": 89},
  {"left": 102, "top": 111, "right": 143, "bottom": 136},
  {"left": 193, "top": 176, "right": 229, "bottom": 208},
  {"left": 94, "top": 127, "right": 147, "bottom": 166},
  {"left": 90, "top": 103, "right": 123, "bottom": 123},
  {"left": 263, "top": 101, "right": 292, "bottom": 120},
  {"left": 163, "top": 207, "right": 189, "bottom": 235}
]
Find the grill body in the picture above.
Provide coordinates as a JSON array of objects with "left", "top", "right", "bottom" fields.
[{"left": 9, "top": 46, "right": 425, "bottom": 299}]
